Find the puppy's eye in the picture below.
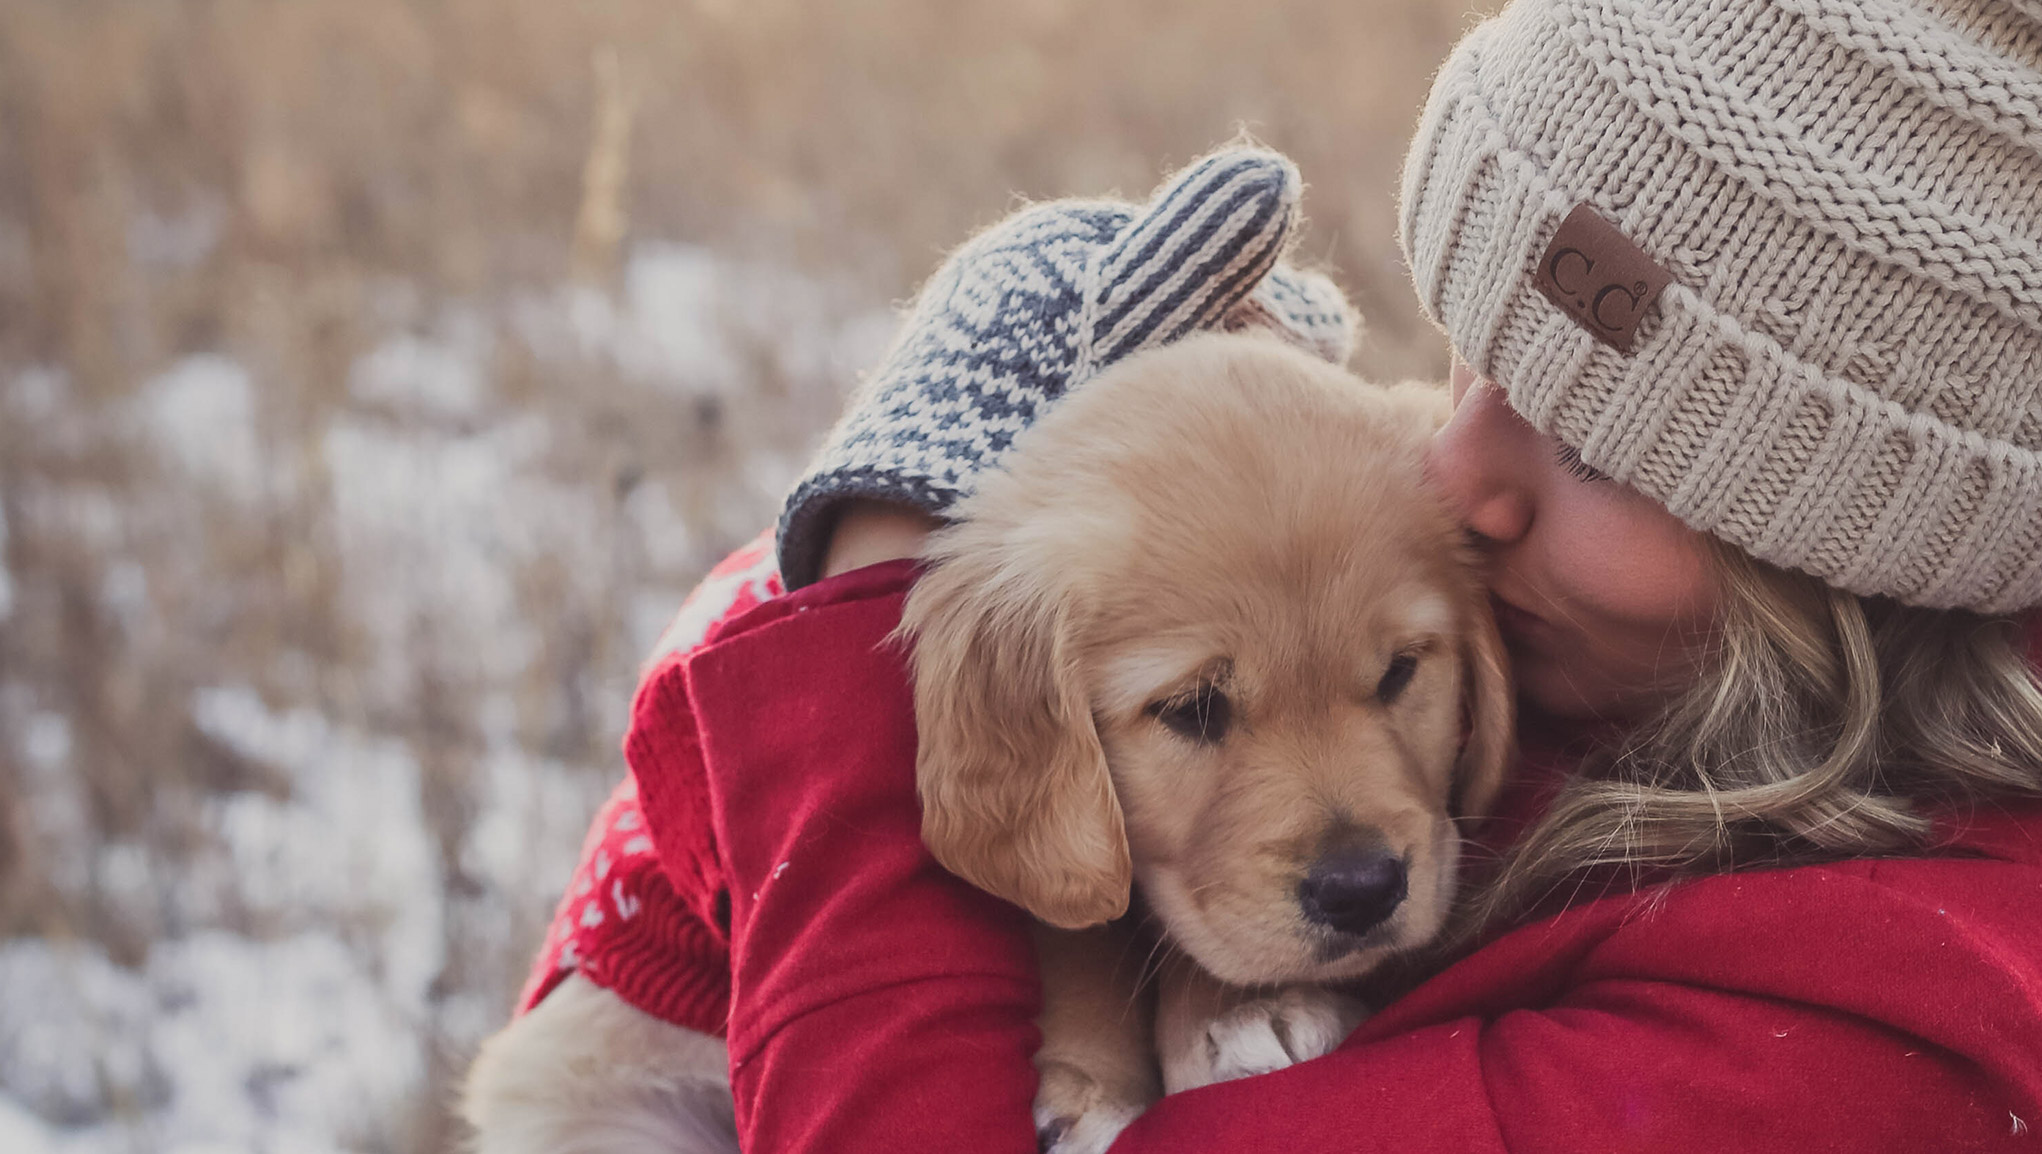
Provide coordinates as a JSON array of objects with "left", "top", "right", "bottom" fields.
[
  {"left": 1148, "top": 685, "right": 1231, "bottom": 745},
  {"left": 1377, "top": 653, "right": 1420, "bottom": 703}
]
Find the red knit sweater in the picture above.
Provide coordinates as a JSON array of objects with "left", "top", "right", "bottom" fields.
[
  {"left": 517, "top": 533, "right": 781, "bottom": 1028},
  {"left": 529, "top": 551, "right": 2042, "bottom": 1153}
]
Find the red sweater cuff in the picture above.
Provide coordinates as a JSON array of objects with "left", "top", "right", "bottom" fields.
[
  {"left": 571, "top": 866, "right": 732, "bottom": 1038},
  {"left": 518, "top": 781, "right": 731, "bottom": 1038}
]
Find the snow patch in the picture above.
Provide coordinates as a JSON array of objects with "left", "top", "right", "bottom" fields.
[
  {"left": 191, "top": 686, "right": 444, "bottom": 1009},
  {"left": 98, "top": 560, "right": 147, "bottom": 632},
  {"left": 0, "top": 240, "right": 869, "bottom": 1152},
  {"left": 21, "top": 711, "right": 71, "bottom": 776},
  {"left": 0, "top": 688, "right": 453, "bottom": 1149},
  {"left": 321, "top": 413, "right": 561, "bottom": 699},
  {"left": 614, "top": 245, "right": 739, "bottom": 390},
  {"left": 516, "top": 242, "right": 893, "bottom": 401},
  {"left": 349, "top": 315, "right": 492, "bottom": 422},
  {"left": 127, "top": 200, "right": 226, "bottom": 271},
  {"left": 0, "top": 932, "right": 422, "bottom": 1154},
  {"left": 463, "top": 743, "right": 608, "bottom": 908},
  {"left": 0, "top": 1097, "right": 60, "bottom": 1154},
  {"left": 6, "top": 368, "right": 97, "bottom": 460},
  {"left": 135, "top": 356, "right": 268, "bottom": 501},
  {"left": 6, "top": 366, "right": 65, "bottom": 424}
]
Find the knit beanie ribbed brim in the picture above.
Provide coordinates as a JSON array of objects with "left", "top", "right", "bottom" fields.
[{"left": 1400, "top": 0, "right": 2042, "bottom": 613}]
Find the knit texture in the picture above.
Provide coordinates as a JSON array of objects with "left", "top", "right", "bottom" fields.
[
  {"left": 515, "top": 776, "right": 732, "bottom": 1037},
  {"left": 516, "top": 533, "right": 782, "bottom": 1034},
  {"left": 776, "top": 146, "right": 1357, "bottom": 590},
  {"left": 1400, "top": 0, "right": 2042, "bottom": 612}
]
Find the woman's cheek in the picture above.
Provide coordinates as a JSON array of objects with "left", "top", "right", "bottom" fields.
[{"left": 1541, "top": 484, "right": 1720, "bottom": 637}]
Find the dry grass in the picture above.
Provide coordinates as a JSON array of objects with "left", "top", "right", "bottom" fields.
[{"left": 0, "top": 0, "right": 1496, "bottom": 1148}]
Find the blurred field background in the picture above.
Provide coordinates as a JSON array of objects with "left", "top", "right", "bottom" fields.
[{"left": 0, "top": 1, "right": 1495, "bottom": 1149}]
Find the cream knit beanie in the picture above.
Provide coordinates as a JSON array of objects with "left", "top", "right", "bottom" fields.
[{"left": 1400, "top": 0, "right": 2042, "bottom": 613}]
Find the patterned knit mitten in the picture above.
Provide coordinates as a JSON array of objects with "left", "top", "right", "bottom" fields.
[{"left": 775, "top": 146, "right": 1358, "bottom": 589}]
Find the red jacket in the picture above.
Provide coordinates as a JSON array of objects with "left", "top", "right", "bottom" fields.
[{"left": 534, "top": 553, "right": 2042, "bottom": 1153}]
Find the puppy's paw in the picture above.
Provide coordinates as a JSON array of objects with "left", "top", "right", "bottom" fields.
[
  {"left": 1033, "top": 1057, "right": 1149, "bottom": 1154},
  {"left": 1162, "top": 985, "right": 1368, "bottom": 1094}
]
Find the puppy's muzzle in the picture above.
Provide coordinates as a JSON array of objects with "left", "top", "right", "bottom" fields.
[{"left": 1297, "top": 849, "right": 1407, "bottom": 937}]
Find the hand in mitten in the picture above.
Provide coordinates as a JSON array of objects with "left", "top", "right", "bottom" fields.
[{"left": 775, "top": 145, "right": 1358, "bottom": 589}]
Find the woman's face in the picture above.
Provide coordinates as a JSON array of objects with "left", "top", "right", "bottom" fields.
[{"left": 1424, "top": 360, "right": 1722, "bottom": 722}]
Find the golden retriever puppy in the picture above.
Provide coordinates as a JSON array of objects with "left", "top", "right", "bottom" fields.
[
  {"left": 461, "top": 332, "right": 1509, "bottom": 1154},
  {"left": 904, "top": 332, "right": 1512, "bottom": 1151},
  {"left": 462, "top": 972, "right": 737, "bottom": 1154}
]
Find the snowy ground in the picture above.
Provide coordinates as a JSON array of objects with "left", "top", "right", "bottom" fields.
[{"left": 0, "top": 243, "right": 890, "bottom": 1153}]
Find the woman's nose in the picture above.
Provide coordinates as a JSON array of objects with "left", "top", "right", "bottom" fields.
[{"left": 1424, "top": 379, "right": 1535, "bottom": 546}]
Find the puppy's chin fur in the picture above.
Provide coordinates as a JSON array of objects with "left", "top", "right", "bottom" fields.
[
  {"left": 1136, "top": 815, "right": 1465, "bottom": 988},
  {"left": 461, "top": 975, "right": 736, "bottom": 1154}
]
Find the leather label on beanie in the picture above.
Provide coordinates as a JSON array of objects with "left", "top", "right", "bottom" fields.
[{"left": 1535, "top": 205, "right": 1672, "bottom": 352}]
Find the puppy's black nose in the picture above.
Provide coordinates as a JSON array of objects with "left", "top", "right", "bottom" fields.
[{"left": 1298, "top": 850, "right": 1406, "bottom": 936}]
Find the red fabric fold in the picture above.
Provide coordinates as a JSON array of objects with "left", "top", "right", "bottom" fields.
[{"left": 677, "top": 562, "right": 1042, "bottom": 1152}]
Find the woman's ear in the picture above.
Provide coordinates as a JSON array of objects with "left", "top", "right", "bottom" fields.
[
  {"left": 1455, "top": 593, "right": 1516, "bottom": 821},
  {"left": 899, "top": 529, "right": 1132, "bottom": 930}
]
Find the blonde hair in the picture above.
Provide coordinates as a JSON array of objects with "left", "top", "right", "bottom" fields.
[{"left": 1467, "top": 541, "right": 2042, "bottom": 936}]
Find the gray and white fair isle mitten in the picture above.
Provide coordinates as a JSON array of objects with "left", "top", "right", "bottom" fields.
[{"left": 775, "top": 146, "right": 1359, "bottom": 589}]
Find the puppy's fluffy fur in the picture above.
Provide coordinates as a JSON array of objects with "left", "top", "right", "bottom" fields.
[
  {"left": 906, "top": 334, "right": 1510, "bottom": 1144},
  {"left": 461, "top": 333, "right": 1510, "bottom": 1154},
  {"left": 463, "top": 973, "right": 736, "bottom": 1154}
]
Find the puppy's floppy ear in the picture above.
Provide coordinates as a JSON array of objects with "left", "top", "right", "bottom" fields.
[
  {"left": 900, "top": 534, "right": 1132, "bottom": 930},
  {"left": 1454, "top": 594, "right": 1516, "bottom": 821}
]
